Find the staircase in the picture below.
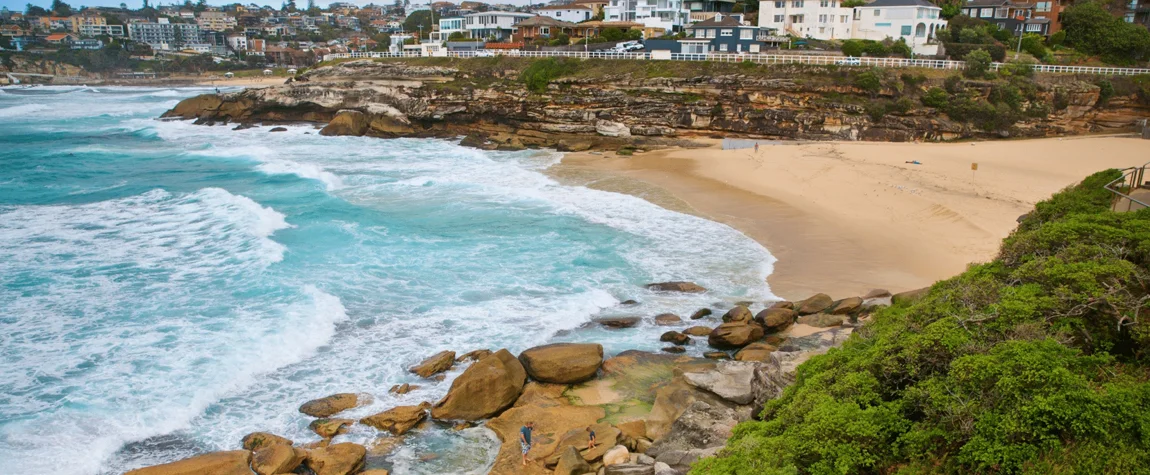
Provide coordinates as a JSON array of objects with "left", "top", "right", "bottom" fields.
[{"left": 1107, "top": 161, "right": 1150, "bottom": 212}]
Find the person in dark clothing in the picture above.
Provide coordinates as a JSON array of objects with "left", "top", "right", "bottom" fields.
[
  {"left": 520, "top": 422, "right": 534, "bottom": 466},
  {"left": 587, "top": 426, "right": 597, "bottom": 450}
]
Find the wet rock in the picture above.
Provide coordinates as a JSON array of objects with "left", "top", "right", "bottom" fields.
[
  {"left": 734, "top": 342, "right": 777, "bottom": 362},
  {"left": 606, "top": 464, "right": 655, "bottom": 475},
  {"left": 595, "top": 317, "right": 641, "bottom": 329},
  {"left": 305, "top": 442, "right": 366, "bottom": 475},
  {"left": 683, "top": 326, "right": 712, "bottom": 337},
  {"left": 892, "top": 287, "right": 930, "bottom": 305},
  {"left": 309, "top": 418, "right": 354, "bottom": 438},
  {"left": 702, "top": 351, "right": 730, "bottom": 360},
  {"left": 431, "top": 349, "right": 526, "bottom": 421},
  {"left": 268, "top": 126, "right": 288, "bottom": 132},
  {"left": 360, "top": 402, "right": 431, "bottom": 436},
  {"left": 653, "top": 461, "right": 677, "bottom": 475},
  {"left": 683, "top": 361, "right": 757, "bottom": 405},
  {"left": 554, "top": 445, "right": 593, "bottom": 475},
  {"left": 689, "top": 308, "right": 712, "bottom": 320},
  {"left": 647, "top": 401, "right": 738, "bottom": 473},
  {"left": 796, "top": 293, "right": 834, "bottom": 315},
  {"left": 830, "top": 297, "right": 863, "bottom": 315},
  {"left": 707, "top": 322, "right": 764, "bottom": 349},
  {"left": 654, "top": 313, "right": 682, "bottom": 325},
  {"left": 299, "top": 393, "right": 365, "bottom": 418},
  {"left": 410, "top": 350, "right": 456, "bottom": 378},
  {"left": 661, "top": 346, "right": 686, "bottom": 354},
  {"left": 645, "top": 282, "right": 706, "bottom": 293},
  {"left": 768, "top": 301, "right": 793, "bottom": 310},
  {"left": 456, "top": 349, "right": 493, "bottom": 362},
  {"left": 251, "top": 444, "right": 306, "bottom": 475},
  {"left": 754, "top": 308, "right": 795, "bottom": 332},
  {"left": 519, "top": 343, "right": 604, "bottom": 384},
  {"left": 123, "top": 451, "right": 252, "bottom": 475},
  {"left": 796, "top": 313, "right": 845, "bottom": 328},
  {"left": 241, "top": 432, "right": 292, "bottom": 451},
  {"left": 621, "top": 299, "right": 640, "bottom": 305},
  {"left": 659, "top": 331, "right": 690, "bottom": 345},
  {"left": 319, "top": 109, "right": 368, "bottom": 136},
  {"left": 603, "top": 445, "right": 631, "bottom": 466},
  {"left": 720, "top": 306, "right": 753, "bottom": 324},
  {"left": 389, "top": 383, "right": 419, "bottom": 395},
  {"left": 863, "top": 289, "right": 891, "bottom": 299}
]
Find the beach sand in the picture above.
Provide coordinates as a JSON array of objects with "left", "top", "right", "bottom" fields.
[{"left": 555, "top": 135, "right": 1149, "bottom": 301}]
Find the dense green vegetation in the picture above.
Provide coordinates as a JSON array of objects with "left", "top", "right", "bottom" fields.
[
  {"left": 693, "top": 170, "right": 1150, "bottom": 474},
  {"left": 1061, "top": 2, "right": 1150, "bottom": 65}
]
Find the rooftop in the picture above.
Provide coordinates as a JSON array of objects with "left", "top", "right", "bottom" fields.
[
  {"left": 516, "top": 15, "right": 579, "bottom": 27},
  {"left": 859, "top": 0, "right": 939, "bottom": 7},
  {"left": 537, "top": 3, "right": 593, "bottom": 9}
]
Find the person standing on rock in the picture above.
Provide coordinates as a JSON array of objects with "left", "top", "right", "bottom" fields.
[
  {"left": 587, "top": 426, "right": 597, "bottom": 450},
  {"left": 520, "top": 422, "right": 534, "bottom": 466}
]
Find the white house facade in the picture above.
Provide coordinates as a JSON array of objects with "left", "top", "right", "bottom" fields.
[
  {"left": 605, "top": 0, "right": 689, "bottom": 31},
  {"left": 757, "top": 0, "right": 945, "bottom": 55},
  {"left": 463, "top": 12, "right": 534, "bottom": 40},
  {"left": 537, "top": 4, "right": 595, "bottom": 22},
  {"left": 757, "top": 0, "right": 854, "bottom": 39}
]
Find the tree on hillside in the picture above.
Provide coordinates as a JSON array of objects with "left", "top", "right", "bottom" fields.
[
  {"left": 26, "top": 4, "right": 49, "bottom": 16},
  {"left": 50, "top": 0, "right": 73, "bottom": 16},
  {"left": 307, "top": 0, "right": 320, "bottom": 14},
  {"left": 403, "top": 10, "right": 434, "bottom": 37},
  {"left": 1061, "top": 1, "right": 1150, "bottom": 65},
  {"left": 963, "top": 48, "right": 992, "bottom": 78}
]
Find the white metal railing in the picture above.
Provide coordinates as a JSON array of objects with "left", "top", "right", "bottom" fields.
[{"left": 321, "top": 50, "right": 1150, "bottom": 76}]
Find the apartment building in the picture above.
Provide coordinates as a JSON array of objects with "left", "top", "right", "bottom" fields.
[
  {"left": 79, "top": 24, "right": 125, "bottom": 37},
  {"left": 70, "top": 14, "right": 106, "bottom": 34},
  {"left": 758, "top": 0, "right": 854, "bottom": 39},
  {"left": 463, "top": 11, "right": 534, "bottom": 40},
  {"left": 537, "top": 4, "right": 595, "bottom": 22},
  {"left": 961, "top": 0, "right": 1049, "bottom": 36},
  {"left": 127, "top": 18, "right": 204, "bottom": 50},
  {"left": 759, "top": 0, "right": 945, "bottom": 54},
  {"left": 197, "top": 11, "right": 238, "bottom": 32}
]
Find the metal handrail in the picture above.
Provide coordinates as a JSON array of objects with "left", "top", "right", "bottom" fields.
[{"left": 1105, "top": 160, "right": 1150, "bottom": 212}]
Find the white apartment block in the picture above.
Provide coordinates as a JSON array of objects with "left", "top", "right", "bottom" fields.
[
  {"left": 758, "top": 0, "right": 944, "bottom": 54},
  {"left": 127, "top": 18, "right": 204, "bottom": 50},
  {"left": 79, "top": 24, "right": 125, "bottom": 37},
  {"left": 197, "top": 11, "right": 238, "bottom": 32},
  {"left": 605, "top": 0, "right": 689, "bottom": 31},
  {"left": 537, "top": 4, "right": 595, "bottom": 22},
  {"left": 463, "top": 12, "right": 534, "bottom": 41}
]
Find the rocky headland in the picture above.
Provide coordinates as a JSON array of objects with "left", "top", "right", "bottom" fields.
[
  {"left": 160, "top": 58, "right": 1150, "bottom": 151},
  {"left": 124, "top": 283, "right": 928, "bottom": 475}
]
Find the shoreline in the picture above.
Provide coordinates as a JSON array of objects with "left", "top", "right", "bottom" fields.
[{"left": 553, "top": 135, "right": 1149, "bottom": 300}]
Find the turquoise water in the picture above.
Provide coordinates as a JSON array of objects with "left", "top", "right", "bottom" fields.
[{"left": 0, "top": 86, "right": 776, "bottom": 474}]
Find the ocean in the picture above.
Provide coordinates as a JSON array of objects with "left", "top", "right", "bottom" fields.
[{"left": 0, "top": 86, "right": 776, "bottom": 474}]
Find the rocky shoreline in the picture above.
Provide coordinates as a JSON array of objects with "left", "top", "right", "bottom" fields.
[
  {"left": 158, "top": 59, "right": 1150, "bottom": 152},
  {"left": 124, "top": 283, "right": 928, "bottom": 475}
]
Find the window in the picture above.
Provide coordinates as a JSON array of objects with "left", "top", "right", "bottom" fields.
[
  {"left": 792, "top": 14, "right": 805, "bottom": 23},
  {"left": 541, "top": 27, "right": 549, "bottom": 34},
  {"left": 720, "top": 28, "right": 733, "bottom": 36},
  {"left": 875, "top": 22, "right": 891, "bottom": 26},
  {"left": 1125, "top": 12, "right": 1135, "bottom": 22},
  {"left": 980, "top": 7, "right": 993, "bottom": 17},
  {"left": 900, "top": 24, "right": 911, "bottom": 35},
  {"left": 874, "top": 9, "right": 881, "bottom": 16},
  {"left": 994, "top": 7, "right": 1008, "bottom": 18},
  {"left": 556, "top": 11, "right": 561, "bottom": 16},
  {"left": 774, "top": 1, "right": 784, "bottom": 7},
  {"left": 917, "top": 9, "right": 923, "bottom": 18},
  {"left": 840, "top": 15, "right": 848, "bottom": 22},
  {"left": 792, "top": 0, "right": 804, "bottom": 7},
  {"left": 1036, "top": 1, "right": 1050, "bottom": 11},
  {"left": 1025, "top": 23, "right": 1042, "bottom": 31},
  {"left": 819, "top": 14, "right": 827, "bottom": 22},
  {"left": 719, "top": 43, "right": 728, "bottom": 51},
  {"left": 820, "top": 0, "right": 829, "bottom": 6},
  {"left": 740, "top": 29, "right": 752, "bottom": 39},
  {"left": 774, "top": 14, "right": 784, "bottom": 21}
]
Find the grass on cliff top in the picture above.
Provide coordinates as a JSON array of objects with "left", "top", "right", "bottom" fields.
[{"left": 692, "top": 169, "right": 1150, "bottom": 475}]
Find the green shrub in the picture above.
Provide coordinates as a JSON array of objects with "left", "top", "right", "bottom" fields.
[
  {"left": 963, "top": 48, "right": 993, "bottom": 79},
  {"left": 1062, "top": 2, "right": 1150, "bottom": 65},
  {"left": 890, "top": 38, "right": 912, "bottom": 58},
  {"left": 1048, "top": 30, "right": 1066, "bottom": 47},
  {"left": 1021, "top": 32, "right": 1047, "bottom": 58},
  {"left": 944, "top": 75, "right": 965, "bottom": 93},
  {"left": 520, "top": 57, "right": 576, "bottom": 93},
  {"left": 890, "top": 96, "right": 914, "bottom": 114},
  {"left": 693, "top": 169, "right": 1150, "bottom": 475},
  {"left": 841, "top": 39, "right": 864, "bottom": 57},
  {"left": 865, "top": 100, "right": 888, "bottom": 121},
  {"left": 861, "top": 40, "right": 889, "bottom": 58},
  {"left": 921, "top": 87, "right": 949, "bottom": 108},
  {"left": 1002, "top": 61, "right": 1035, "bottom": 78},
  {"left": 1097, "top": 79, "right": 1115, "bottom": 105},
  {"left": 853, "top": 69, "right": 882, "bottom": 95},
  {"left": 900, "top": 72, "right": 927, "bottom": 89}
]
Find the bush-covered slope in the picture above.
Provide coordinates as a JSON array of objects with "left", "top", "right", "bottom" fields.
[{"left": 693, "top": 170, "right": 1150, "bottom": 475}]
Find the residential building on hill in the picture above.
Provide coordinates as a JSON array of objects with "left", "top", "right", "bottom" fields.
[
  {"left": 128, "top": 18, "right": 205, "bottom": 50},
  {"left": 463, "top": 11, "right": 534, "bottom": 40},
  {"left": 682, "top": 14, "right": 766, "bottom": 52},
  {"left": 757, "top": 0, "right": 854, "bottom": 39},
  {"left": 197, "top": 11, "right": 238, "bottom": 32},
  {"left": 537, "top": 4, "right": 595, "bottom": 22},
  {"left": 69, "top": 14, "right": 106, "bottom": 34},
  {"left": 961, "top": 0, "right": 1050, "bottom": 36},
  {"left": 758, "top": 0, "right": 946, "bottom": 55},
  {"left": 79, "top": 24, "right": 125, "bottom": 37},
  {"left": 512, "top": 15, "right": 577, "bottom": 42}
]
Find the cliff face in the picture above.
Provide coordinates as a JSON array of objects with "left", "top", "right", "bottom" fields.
[{"left": 162, "top": 60, "right": 1150, "bottom": 150}]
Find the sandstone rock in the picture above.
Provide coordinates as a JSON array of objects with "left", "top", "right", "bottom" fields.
[
  {"left": 603, "top": 445, "right": 631, "bottom": 466},
  {"left": 703, "top": 352, "right": 730, "bottom": 360},
  {"left": 306, "top": 443, "right": 366, "bottom": 475},
  {"left": 646, "top": 401, "right": 739, "bottom": 473},
  {"left": 636, "top": 438, "right": 654, "bottom": 454},
  {"left": 162, "top": 94, "right": 223, "bottom": 119},
  {"left": 543, "top": 421, "right": 621, "bottom": 466},
  {"left": 299, "top": 393, "right": 363, "bottom": 418},
  {"left": 595, "top": 317, "right": 641, "bottom": 329},
  {"left": 519, "top": 343, "right": 604, "bottom": 384},
  {"left": 796, "top": 293, "right": 834, "bottom": 315},
  {"left": 320, "top": 109, "right": 368, "bottom": 136},
  {"left": 309, "top": 418, "right": 354, "bottom": 438},
  {"left": 389, "top": 383, "right": 419, "bottom": 395},
  {"left": 555, "top": 445, "right": 594, "bottom": 475},
  {"left": 360, "top": 402, "right": 431, "bottom": 436},
  {"left": 689, "top": 308, "right": 712, "bottom": 320},
  {"left": 661, "top": 346, "right": 686, "bottom": 354},
  {"left": 241, "top": 432, "right": 292, "bottom": 451},
  {"left": 252, "top": 444, "right": 306, "bottom": 475},
  {"left": 596, "top": 120, "right": 631, "bottom": 137},
  {"left": 659, "top": 331, "right": 690, "bottom": 345},
  {"left": 645, "top": 282, "right": 706, "bottom": 293},
  {"left": 768, "top": 301, "right": 794, "bottom": 310},
  {"left": 123, "top": 451, "right": 252, "bottom": 475},
  {"left": 616, "top": 420, "right": 647, "bottom": 440},
  {"left": 754, "top": 308, "right": 795, "bottom": 332},
  {"left": 830, "top": 297, "right": 863, "bottom": 315},
  {"left": 457, "top": 349, "right": 493, "bottom": 362},
  {"left": 863, "top": 289, "right": 892, "bottom": 299},
  {"left": 410, "top": 350, "right": 456, "bottom": 378},
  {"left": 734, "top": 342, "right": 777, "bottom": 362},
  {"left": 683, "top": 361, "right": 757, "bottom": 405},
  {"left": 707, "top": 322, "right": 764, "bottom": 349},
  {"left": 636, "top": 453, "right": 656, "bottom": 465},
  {"left": 654, "top": 313, "right": 682, "bottom": 325},
  {"left": 653, "top": 461, "right": 676, "bottom": 475},
  {"left": 796, "top": 313, "right": 845, "bottom": 328},
  {"left": 432, "top": 349, "right": 526, "bottom": 420},
  {"left": 892, "top": 287, "right": 930, "bottom": 305},
  {"left": 361, "top": 470, "right": 391, "bottom": 475},
  {"left": 683, "top": 326, "right": 712, "bottom": 337},
  {"left": 720, "top": 306, "right": 753, "bottom": 324},
  {"left": 605, "top": 464, "right": 655, "bottom": 475},
  {"left": 763, "top": 334, "right": 787, "bottom": 346},
  {"left": 367, "top": 436, "right": 404, "bottom": 457},
  {"left": 367, "top": 112, "right": 414, "bottom": 136}
]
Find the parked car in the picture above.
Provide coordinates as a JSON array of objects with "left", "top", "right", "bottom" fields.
[
  {"left": 612, "top": 40, "right": 644, "bottom": 52},
  {"left": 474, "top": 50, "right": 496, "bottom": 57},
  {"left": 835, "top": 56, "right": 861, "bottom": 66}
]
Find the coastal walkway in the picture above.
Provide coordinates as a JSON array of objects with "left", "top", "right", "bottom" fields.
[{"left": 1108, "top": 161, "right": 1150, "bottom": 212}]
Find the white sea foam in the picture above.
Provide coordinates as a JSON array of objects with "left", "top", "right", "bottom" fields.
[{"left": 0, "top": 103, "right": 49, "bottom": 117}]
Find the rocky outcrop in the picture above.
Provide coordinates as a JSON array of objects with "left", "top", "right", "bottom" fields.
[
  {"left": 720, "top": 306, "right": 753, "bottom": 324},
  {"left": 410, "top": 350, "right": 456, "bottom": 378},
  {"left": 123, "top": 451, "right": 253, "bottom": 475},
  {"left": 432, "top": 349, "right": 526, "bottom": 420},
  {"left": 251, "top": 444, "right": 306, "bottom": 475},
  {"left": 796, "top": 293, "right": 834, "bottom": 315},
  {"left": 796, "top": 313, "right": 846, "bottom": 328},
  {"left": 707, "top": 322, "right": 764, "bottom": 349},
  {"left": 645, "top": 282, "right": 707, "bottom": 293},
  {"left": 360, "top": 402, "right": 431, "bottom": 435},
  {"left": 518, "top": 343, "right": 604, "bottom": 384},
  {"left": 646, "top": 401, "right": 739, "bottom": 473},
  {"left": 554, "top": 446, "right": 593, "bottom": 475},
  {"left": 683, "top": 361, "right": 758, "bottom": 405},
  {"left": 755, "top": 308, "right": 795, "bottom": 332},
  {"left": 299, "top": 393, "right": 366, "bottom": 418},
  {"left": 305, "top": 443, "right": 366, "bottom": 475},
  {"left": 241, "top": 432, "right": 293, "bottom": 451}
]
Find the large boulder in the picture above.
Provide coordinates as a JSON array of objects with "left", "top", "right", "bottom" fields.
[
  {"left": 123, "top": 451, "right": 253, "bottom": 475},
  {"left": 594, "top": 317, "right": 641, "bottom": 329},
  {"left": 305, "top": 443, "right": 366, "bottom": 475},
  {"left": 754, "top": 308, "right": 795, "bottom": 332},
  {"left": 796, "top": 293, "right": 834, "bottom": 315},
  {"left": 720, "top": 306, "right": 753, "bottom": 324},
  {"left": 410, "top": 350, "right": 455, "bottom": 378},
  {"left": 683, "top": 326, "right": 712, "bottom": 337},
  {"left": 518, "top": 343, "right": 603, "bottom": 384},
  {"left": 682, "top": 361, "right": 758, "bottom": 405},
  {"left": 647, "top": 401, "right": 740, "bottom": 473},
  {"left": 299, "top": 393, "right": 365, "bottom": 418},
  {"left": 654, "top": 313, "right": 683, "bottom": 325},
  {"left": 251, "top": 444, "right": 306, "bottom": 475},
  {"left": 796, "top": 313, "right": 845, "bottom": 328},
  {"left": 432, "top": 349, "right": 526, "bottom": 420},
  {"left": 241, "top": 432, "right": 292, "bottom": 451},
  {"left": 830, "top": 297, "right": 863, "bottom": 315},
  {"left": 707, "top": 323, "right": 764, "bottom": 349},
  {"left": 309, "top": 418, "right": 354, "bottom": 438},
  {"left": 319, "top": 109, "right": 369, "bottom": 136},
  {"left": 863, "top": 289, "right": 891, "bottom": 299},
  {"left": 553, "top": 446, "right": 593, "bottom": 475},
  {"left": 487, "top": 383, "right": 606, "bottom": 474},
  {"left": 645, "top": 282, "right": 706, "bottom": 293},
  {"left": 892, "top": 287, "right": 930, "bottom": 305},
  {"left": 734, "top": 342, "right": 777, "bottom": 362},
  {"left": 660, "top": 331, "right": 690, "bottom": 345},
  {"left": 360, "top": 402, "right": 431, "bottom": 436},
  {"left": 689, "top": 308, "right": 712, "bottom": 320},
  {"left": 603, "top": 445, "right": 631, "bottom": 466}
]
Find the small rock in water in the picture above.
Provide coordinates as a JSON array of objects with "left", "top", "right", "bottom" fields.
[
  {"left": 410, "top": 350, "right": 456, "bottom": 378},
  {"left": 594, "top": 317, "right": 641, "bottom": 329},
  {"left": 659, "top": 331, "right": 690, "bottom": 345},
  {"left": 418, "top": 453, "right": 439, "bottom": 462},
  {"left": 683, "top": 326, "right": 712, "bottom": 337},
  {"left": 620, "top": 299, "right": 640, "bottom": 305},
  {"left": 661, "top": 346, "right": 686, "bottom": 354},
  {"left": 689, "top": 308, "right": 712, "bottom": 320},
  {"left": 653, "top": 313, "right": 682, "bottom": 325},
  {"left": 734, "top": 301, "right": 754, "bottom": 307},
  {"left": 309, "top": 418, "right": 354, "bottom": 438},
  {"left": 645, "top": 281, "right": 707, "bottom": 293},
  {"left": 389, "top": 383, "right": 420, "bottom": 395},
  {"left": 703, "top": 351, "right": 731, "bottom": 360},
  {"left": 299, "top": 393, "right": 364, "bottom": 418},
  {"left": 455, "top": 349, "right": 492, "bottom": 362},
  {"left": 269, "top": 126, "right": 288, "bottom": 132}
]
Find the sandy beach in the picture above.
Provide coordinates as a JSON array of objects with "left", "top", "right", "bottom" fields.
[{"left": 556, "top": 135, "right": 1149, "bottom": 300}]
